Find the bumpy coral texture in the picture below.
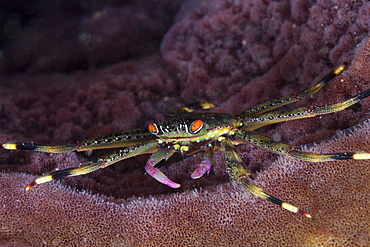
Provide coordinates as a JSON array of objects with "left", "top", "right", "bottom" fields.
[
  {"left": 1, "top": 0, "right": 370, "bottom": 245},
  {"left": 1, "top": 121, "right": 370, "bottom": 246},
  {"left": 1, "top": 0, "right": 184, "bottom": 74}
]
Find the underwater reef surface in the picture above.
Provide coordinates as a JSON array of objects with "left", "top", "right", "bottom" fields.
[
  {"left": 1, "top": 0, "right": 370, "bottom": 245},
  {"left": 1, "top": 119, "right": 370, "bottom": 246}
]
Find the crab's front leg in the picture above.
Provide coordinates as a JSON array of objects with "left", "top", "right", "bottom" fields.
[
  {"left": 220, "top": 137, "right": 311, "bottom": 218},
  {"left": 23, "top": 141, "right": 158, "bottom": 191},
  {"left": 3, "top": 127, "right": 155, "bottom": 154}
]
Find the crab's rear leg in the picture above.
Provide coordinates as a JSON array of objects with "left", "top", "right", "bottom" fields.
[
  {"left": 165, "top": 102, "right": 216, "bottom": 116},
  {"left": 145, "top": 149, "right": 181, "bottom": 188},
  {"left": 237, "top": 129, "right": 370, "bottom": 162},
  {"left": 25, "top": 141, "right": 158, "bottom": 191},
  {"left": 240, "top": 62, "right": 347, "bottom": 118},
  {"left": 220, "top": 137, "right": 311, "bottom": 217},
  {"left": 244, "top": 87, "right": 370, "bottom": 131}
]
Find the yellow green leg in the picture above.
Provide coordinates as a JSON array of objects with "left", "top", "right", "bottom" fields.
[
  {"left": 18, "top": 141, "right": 158, "bottom": 191},
  {"left": 236, "top": 130, "right": 370, "bottom": 162},
  {"left": 220, "top": 137, "right": 311, "bottom": 218},
  {"left": 240, "top": 62, "right": 347, "bottom": 118}
]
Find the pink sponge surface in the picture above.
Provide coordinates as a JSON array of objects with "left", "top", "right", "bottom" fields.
[{"left": 1, "top": 0, "right": 370, "bottom": 245}]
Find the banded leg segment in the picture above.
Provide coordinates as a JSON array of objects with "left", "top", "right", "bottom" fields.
[
  {"left": 75, "top": 128, "right": 155, "bottom": 151},
  {"left": 25, "top": 141, "right": 158, "bottom": 191},
  {"left": 220, "top": 137, "right": 311, "bottom": 218},
  {"left": 3, "top": 142, "right": 78, "bottom": 153},
  {"left": 244, "top": 88, "right": 370, "bottom": 131},
  {"left": 236, "top": 130, "right": 370, "bottom": 162},
  {"left": 240, "top": 63, "right": 347, "bottom": 118},
  {"left": 3, "top": 128, "right": 156, "bottom": 153}
]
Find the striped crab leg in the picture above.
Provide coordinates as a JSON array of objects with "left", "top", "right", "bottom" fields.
[
  {"left": 4, "top": 141, "right": 158, "bottom": 191},
  {"left": 240, "top": 62, "right": 347, "bottom": 118},
  {"left": 236, "top": 130, "right": 370, "bottom": 163},
  {"left": 244, "top": 88, "right": 370, "bottom": 131},
  {"left": 220, "top": 137, "right": 311, "bottom": 218},
  {"left": 2, "top": 128, "right": 155, "bottom": 153}
]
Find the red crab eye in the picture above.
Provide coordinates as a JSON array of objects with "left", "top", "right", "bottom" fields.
[
  {"left": 148, "top": 123, "right": 159, "bottom": 134},
  {"left": 190, "top": 120, "right": 203, "bottom": 134}
]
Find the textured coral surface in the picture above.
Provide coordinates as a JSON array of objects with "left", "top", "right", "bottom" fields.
[
  {"left": 1, "top": 0, "right": 370, "bottom": 246},
  {"left": 1, "top": 121, "right": 370, "bottom": 246}
]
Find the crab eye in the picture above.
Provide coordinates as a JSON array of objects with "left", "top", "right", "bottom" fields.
[
  {"left": 148, "top": 123, "right": 159, "bottom": 134},
  {"left": 190, "top": 119, "right": 203, "bottom": 134}
]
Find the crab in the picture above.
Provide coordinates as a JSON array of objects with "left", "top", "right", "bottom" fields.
[{"left": 3, "top": 62, "right": 370, "bottom": 218}]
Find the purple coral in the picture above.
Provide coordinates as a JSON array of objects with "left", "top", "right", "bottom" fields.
[
  {"left": 1, "top": 0, "right": 370, "bottom": 245},
  {"left": 2, "top": 120, "right": 370, "bottom": 245}
]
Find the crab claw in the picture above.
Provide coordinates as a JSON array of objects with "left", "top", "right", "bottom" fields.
[
  {"left": 190, "top": 159, "right": 211, "bottom": 179},
  {"left": 145, "top": 150, "right": 180, "bottom": 188},
  {"left": 145, "top": 162, "right": 181, "bottom": 188},
  {"left": 190, "top": 147, "right": 214, "bottom": 179}
]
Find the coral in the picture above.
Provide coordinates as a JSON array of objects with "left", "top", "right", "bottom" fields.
[
  {"left": 1, "top": 120, "right": 370, "bottom": 246},
  {"left": 1, "top": 0, "right": 370, "bottom": 245},
  {"left": 0, "top": 0, "right": 184, "bottom": 74}
]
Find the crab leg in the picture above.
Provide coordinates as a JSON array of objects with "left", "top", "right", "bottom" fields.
[
  {"left": 240, "top": 62, "right": 347, "bottom": 117},
  {"left": 220, "top": 137, "right": 311, "bottom": 218},
  {"left": 190, "top": 146, "right": 214, "bottom": 179},
  {"left": 244, "top": 88, "right": 370, "bottom": 131},
  {"left": 145, "top": 149, "right": 180, "bottom": 188},
  {"left": 165, "top": 102, "right": 215, "bottom": 116},
  {"left": 3, "top": 128, "right": 155, "bottom": 153},
  {"left": 236, "top": 130, "right": 370, "bottom": 162},
  {"left": 24, "top": 141, "right": 158, "bottom": 191},
  {"left": 2, "top": 141, "right": 78, "bottom": 153}
]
